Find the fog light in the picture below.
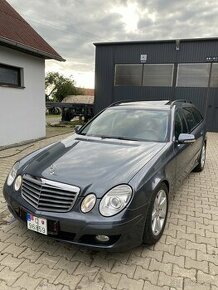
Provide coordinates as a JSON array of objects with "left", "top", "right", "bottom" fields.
[
  {"left": 95, "top": 235, "right": 110, "bottom": 242},
  {"left": 14, "top": 175, "right": 22, "bottom": 191}
]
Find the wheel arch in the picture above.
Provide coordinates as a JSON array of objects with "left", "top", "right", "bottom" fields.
[
  {"left": 161, "top": 179, "right": 170, "bottom": 193},
  {"left": 151, "top": 175, "right": 170, "bottom": 195}
]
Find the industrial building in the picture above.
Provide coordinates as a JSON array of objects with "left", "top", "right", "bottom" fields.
[{"left": 94, "top": 38, "right": 218, "bottom": 132}]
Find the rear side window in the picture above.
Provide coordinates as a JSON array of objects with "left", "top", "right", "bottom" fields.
[{"left": 182, "top": 107, "right": 200, "bottom": 132}]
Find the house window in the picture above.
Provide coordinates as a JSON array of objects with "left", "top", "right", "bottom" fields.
[
  {"left": 176, "top": 63, "right": 210, "bottom": 87},
  {"left": 0, "top": 64, "right": 22, "bottom": 87},
  {"left": 210, "top": 63, "right": 218, "bottom": 87},
  {"left": 143, "top": 64, "right": 174, "bottom": 87},
  {"left": 114, "top": 64, "right": 143, "bottom": 86}
]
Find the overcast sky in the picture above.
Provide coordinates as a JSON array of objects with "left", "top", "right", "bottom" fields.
[{"left": 8, "top": 0, "right": 218, "bottom": 88}]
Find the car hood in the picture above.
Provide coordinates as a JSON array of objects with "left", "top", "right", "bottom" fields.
[{"left": 22, "top": 135, "right": 167, "bottom": 197}]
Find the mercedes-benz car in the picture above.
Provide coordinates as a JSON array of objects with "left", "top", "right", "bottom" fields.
[{"left": 3, "top": 100, "right": 207, "bottom": 251}]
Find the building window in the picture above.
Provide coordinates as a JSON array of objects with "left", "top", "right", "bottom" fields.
[
  {"left": 114, "top": 63, "right": 174, "bottom": 87},
  {"left": 210, "top": 63, "right": 218, "bottom": 87},
  {"left": 176, "top": 63, "right": 210, "bottom": 87},
  {"left": 114, "top": 64, "right": 143, "bottom": 86},
  {"left": 143, "top": 64, "right": 174, "bottom": 87},
  {"left": 0, "top": 64, "right": 23, "bottom": 87}
]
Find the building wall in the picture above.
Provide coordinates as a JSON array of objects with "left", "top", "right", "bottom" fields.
[{"left": 0, "top": 46, "right": 45, "bottom": 146}]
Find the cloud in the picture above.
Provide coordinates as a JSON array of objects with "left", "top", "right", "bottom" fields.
[{"left": 7, "top": 0, "right": 218, "bottom": 87}]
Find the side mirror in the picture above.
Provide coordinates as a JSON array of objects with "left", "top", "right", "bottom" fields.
[
  {"left": 178, "top": 133, "right": 196, "bottom": 144},
  {"left": 75, "top": 125, "right": 82, "bottom": 133}
]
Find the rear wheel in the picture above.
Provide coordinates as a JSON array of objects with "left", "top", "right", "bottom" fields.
[
  {"left": 193, "top": 143, "right": 206, "bottom": 172},
  {"left": 143, "top": 184, "right": 168, "bottom": 245}
]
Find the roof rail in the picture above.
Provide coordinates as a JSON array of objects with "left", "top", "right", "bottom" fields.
[
  {"left": 168, "top": 99, "right": 192, "bottom": 107},
  {"left": 108, "top": 100, "right": 134, "bottom": 107}
]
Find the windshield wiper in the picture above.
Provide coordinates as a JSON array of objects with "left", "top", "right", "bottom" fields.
[
  {"left": 83, "top": 134, "right": 141, "bottom": 141},
  {"left": 100, "top": 135, "right": 140, "bottom": 141}
]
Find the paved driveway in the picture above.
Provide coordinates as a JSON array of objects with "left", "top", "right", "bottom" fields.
[{"left": 0, "top": 133, "right": 217, "bottom": 290}]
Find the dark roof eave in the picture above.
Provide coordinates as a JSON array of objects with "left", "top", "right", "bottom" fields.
[
  {"left": 94, "top": 36, "right": 218, "bottom": 46},
  {"left": 0, "top": 36, "right": 65, "bottom": 62}
]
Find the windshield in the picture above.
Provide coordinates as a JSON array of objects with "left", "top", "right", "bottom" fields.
[{"left": 80, "top": 107, "right": 170, "bottom": 142}]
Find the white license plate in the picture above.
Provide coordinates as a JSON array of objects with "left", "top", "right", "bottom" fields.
[{"left": 26, "top": 213, "right": 47, "bottom": 235}]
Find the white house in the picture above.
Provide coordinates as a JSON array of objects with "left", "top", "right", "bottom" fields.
[{"left": 0, "top": 0, "right": 64, "bottom": 147}]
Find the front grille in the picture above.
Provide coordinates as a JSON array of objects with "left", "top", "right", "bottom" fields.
[{"left": 21, "top": 175, "right": 80, "bottom": 212}]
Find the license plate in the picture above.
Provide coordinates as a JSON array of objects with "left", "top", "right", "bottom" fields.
[{"left": 26, "top": 213, "right": 47, "bottom": 235}]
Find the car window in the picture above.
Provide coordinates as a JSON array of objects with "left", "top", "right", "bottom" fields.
[
  {"left": 182, "top": 107, "right": 198, "bottom": 132},
  {"left": 191, "top": 107, "right": 203, "bottom": 124},
  {"left": 175, "top": 110, "right": 189, "bottom": 139},
  {"left": 80, "top": 108, "right": 170, "bottom": 142},
  {"left": 180, "top": 110, "right": 189, "bottom": 134},
  {"left": 175, "top": 112, "right": 183, "bottom": 140}
]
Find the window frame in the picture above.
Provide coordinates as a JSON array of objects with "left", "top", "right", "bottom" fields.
[{"left": 0, "top": 63, "right": 23, "bottom": 88}]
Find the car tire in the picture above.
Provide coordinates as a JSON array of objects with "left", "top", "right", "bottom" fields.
[
  {"left": 193, "top": 143, "right": 206, "bottom": 172},
  {"left": 143, "top": 183, "right": 168, "bottom": 245}
]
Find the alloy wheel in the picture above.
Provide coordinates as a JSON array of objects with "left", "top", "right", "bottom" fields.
[
  {"left": 151, "top": 189, "right": 167, "bottom": 236},
  {"left": 200, "top": 145, "right": 206, "bottom": 168}
]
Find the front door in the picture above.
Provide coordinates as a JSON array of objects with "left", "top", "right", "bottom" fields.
[{"left": 174, "top": 110, "right": 192, "bottom": 187}]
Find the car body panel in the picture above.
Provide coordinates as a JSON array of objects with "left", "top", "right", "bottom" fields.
[{"left": 19, "top": 135, "right": 167, "bottom": 198}]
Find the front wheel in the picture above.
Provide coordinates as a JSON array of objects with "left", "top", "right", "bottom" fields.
[
  {"left": 143, "top": 183, "right": 168, "bottom": 245},
  {"left": 193, "top": 143, "right": 206, "bottom": 172}
]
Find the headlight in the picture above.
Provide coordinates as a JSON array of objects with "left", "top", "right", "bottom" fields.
[
  {"left": 7, "top": 162, "right": 20, "bottom": 186},
  {"left": 14, "top": 175, "right": 22, "bottom": 191},
  {"left": 99, "top": 185, "right": 132, "bottom": 217},
  {"left": 81, "top": 194, "right": 96, "bottom": 213}
]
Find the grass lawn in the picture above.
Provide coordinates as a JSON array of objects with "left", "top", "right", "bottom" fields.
[{"left": 46, "top": 114, "right": 61, "bottom": 118}]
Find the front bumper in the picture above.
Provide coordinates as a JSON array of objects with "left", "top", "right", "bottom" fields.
[{"left": 3, "top": 185, "right": 148, "bottom": 252}]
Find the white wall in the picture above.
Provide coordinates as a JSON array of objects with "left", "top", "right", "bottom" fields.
[{"left": 0, "top": 46, "right": 46, "bottom": 146}]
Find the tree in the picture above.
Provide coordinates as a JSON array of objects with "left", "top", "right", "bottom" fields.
[{"left": 45, "top": 72, "right": 84, "bottom": 102}]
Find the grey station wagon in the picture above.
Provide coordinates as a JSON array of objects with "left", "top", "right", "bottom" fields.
[{"left": 3, "top": 100, "right": 207, "bottom": 251}]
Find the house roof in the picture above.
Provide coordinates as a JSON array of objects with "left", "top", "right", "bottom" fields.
[
  {"left": 83, "top": 88, "right": 94, "bottom": 96},
  {"left": 0, "top": 0, "right": 65, "bottom": 61},
  {"left": 62, "top": 95, "right": 94, "bottom": 104}
]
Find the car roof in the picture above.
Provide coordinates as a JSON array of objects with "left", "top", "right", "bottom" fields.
[
  {"left": 110, "top": 99, "right": 193, "bottom": 110},
  {"left": 112, "top": 100, "right": 170, "bottom": 110}
]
